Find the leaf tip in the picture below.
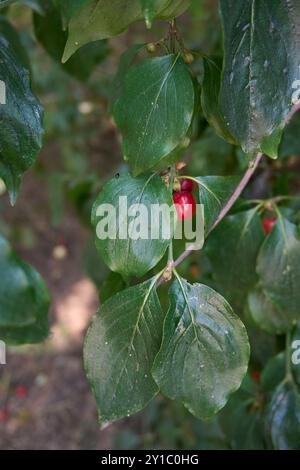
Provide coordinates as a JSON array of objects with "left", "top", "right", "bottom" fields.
[{"left": 62, "top": 40, "right": 78, "bottom": 63}]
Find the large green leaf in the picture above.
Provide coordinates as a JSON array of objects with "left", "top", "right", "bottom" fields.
[
  {"left": 256, "top": 217, "right": 300, "bottom": 321},
  {"left": 109, "top": 44, "right": 144, "bottom": 111},
  {"left": 205, "top": 208, "right": 265, "bottom": 306},
  {"left": 140, "top": 0, "right": 190, "bottom": 27},
  {"left": 261, "top": 352, "right": 286, "bottom": 394},
  {"left": 0, "top": 17, "right": 43, "bottom": 203},
  {"left": 62, "top": 0, "right": 141, "bottom": 61},
  {"left": 0, "top": 237, "right": 36, "bottom": 327},
  {"left": 34, "top": 1, "right": 109, "bottom": 82},
  {"left": 192, "top": 175, "right": 240, "bottom": 234},
  {"left": 158, "top": 0, "right": 190, "bottom": 18},
  {"left": 219, "top": 0, "right": 300, "bottom": 157},
  {"left": 63, "top": 0, "right": 190, "bottom": 61},
  {"left": 84, "top": 277, "right": 164, "bottom": 423},
  {"left": 201, "top": 57, "right": 237, "bottom": 145},
  {"left": 219, "top": 374, "right": 265, "bottom": 449},
  {"left": 54, "top": 0, "right": 86, "bottom": 28},
  {"left": 247, "top": 287, "right": 296, "bottom": 335},
  {"left": 266, "top": 380, "right": 300, "bottom": 450},
  {"left": 279, "top": 110, "right": 300, "bottom": 158},
  {"left": 152, "top": 277, "right": 250, "bottom": 419},
  {"left": 99, "top": 271, "right": 126, "bottom": 303},
  {"left": 113, "top": 54, "right": 194, "bottom": 175},
  {"left": 91, "top": 172, "right": 173, "bottom": 278},
  {"left": 0, "top": 236, "right": 50, "bottom": 345}
]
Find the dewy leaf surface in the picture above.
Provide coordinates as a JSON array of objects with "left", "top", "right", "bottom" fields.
[
  {"left": 113, "top": 54, "right": 194, "bottom": 175},
  {"left": 220, "top": 0, "right": 300, "bottom": 156},
  {"left": 0, "top": 17, "right": 43, "bottom": 203},
  {"left": 152, "top": 277, "right": 250, "bottom": 419},
  {"left": 84, "top": 277, "right": 164, "bottom": 423}
]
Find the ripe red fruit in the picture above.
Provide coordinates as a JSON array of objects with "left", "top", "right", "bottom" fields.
[
  {"left": 16, "top": 385, "right": 28, "bottom": 398},
  {"left": 173, "top": 191, "right": 196, "bottom": 221},
  {"left": 180, "top": 178, "right": 194, "bottom": 192},
  {"left": 262, "top": 216, "right": 277, "bottom": 235}
]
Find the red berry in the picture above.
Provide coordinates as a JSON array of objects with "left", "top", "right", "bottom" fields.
[
  {"left": 251, "top": 371, "right": 261, "bottom": 383},
  {"left": 262, "top": 216, "right": 277, "bottom": 235},
  {"left": 180, "top": 178, "right": 194, "bottom": 192},
  {"left": 0, "top": 408, "right": 9, "bottom": 423},
  {"left": 173, "top": 191, "right": 196, "bottom": 221},
  {"left": 16, "top": 385, "right": 28, "bottom": 398}
]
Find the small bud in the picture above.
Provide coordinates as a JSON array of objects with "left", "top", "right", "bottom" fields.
[
  {"left": 183, "top": 52, "right": 194, "bottom": 64},
  {"left": 175, "top": 161, "right": 187, "bottom": 171},
  {"left": 163, "top": 261, "right": 174, "bottom": 282},
  {"left": 146, "top": 42, "right": 156, "bottom": 53}
]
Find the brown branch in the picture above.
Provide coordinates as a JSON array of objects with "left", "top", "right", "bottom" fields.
[
  {"left": 157, "top": 102, "right": 300, "bottom": 287},
  {"left": 172, "top": 151, "right": 263, "bottom": 270}
]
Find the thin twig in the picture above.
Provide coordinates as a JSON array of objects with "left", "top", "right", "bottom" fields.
[
  {"left": 209, "top": 153, "right": 263, "bottom": 234},
  {"left": 157, "top": 155, "right": 262, "bottom": 287},
  {"left": 171, "top": 152, "right": 263, "bottom": 271},
  {"left": 157, "top": 103, "right": 300, "bottom": 287}
]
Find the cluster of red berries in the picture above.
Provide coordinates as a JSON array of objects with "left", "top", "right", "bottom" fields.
[{"left": 173, "top": 178, "right": 196, "bottom": 221}]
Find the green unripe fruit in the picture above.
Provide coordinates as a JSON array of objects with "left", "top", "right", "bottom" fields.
[
  {"left": 183, "top": 52, "right": 194, "bottom": 64},
  {"left": 146, "top": 43, "right": 156, "bottom": 53}
]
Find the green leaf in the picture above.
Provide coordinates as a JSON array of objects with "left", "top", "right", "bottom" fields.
[
  {"left": 140, "top": 0, "right": 190, "bottom": 28},
  {"left": 266, "top": 380, "right": 300, "bottom": 450},
  {"left": 84, "top": 277, "right": 164, "bottom": 423},
  {"left": 219, "top": 0, "right": 300, "bottom": 157},
  {"left": 247, "top": 287, "right": 295, "bottom": 335},
  {"left": 0, "top": 236, "right": 50, "bottom": 345},
  {"left": 152, "top": 277, "right": 250, "bottom": 419},
  {"left": 83, "top": 237, "right": 109, "bottom": 287},
  {"left": 113, "top": 54, "right": 194, "bottom": 175},
  {"left": 261, "top": 352, "right": 285, "bottom": 393},
  {"left": 91, "top": 173, "right": 173, "bottom": 278},
  {"left": 201, "top": 57, "right": 237, "bottom": 145},
  {"left": 140, "top": 0, "right": 167, "bottom": 27},
  {"left": 219, "top": 374, "right": 265, "bottom": 449},
  {"left": 157, "top": 0, "right": 190, "bottom": 19},
  {"left": 109, "top": 44, "right": 144, "bottom": 111},
  {"left": 193, "top": 175, "right": 240, "bottom": 234},
  {"left": 63, "top": 0, "right": 190, "bottom": 61},
  {"left": 205, "top": 209, "right": 265, "bottom": 306},
  {"left": 0, "top": 237, "right": 36, "bottom": 327},
  {"left": 34, "top": 1, "right": 109, "bottom": 82},
  {"left": 256, "top": 217, "right": 300, "bottom": 321},
  {"left": 247, "top": 325, "right": 277, "bottom": 368},
  {"left": 0, "top": 17, "right": 43, "bottom": 203},
  {"left": 62, "top": 0, "right": 141, "bottom": 62},
  {"left": 54, "top": 0, "right": 86, "bottom": 29},
  {"left": 260, "top": 127, "right": 284, "bottom": 160},
  {"left": 187, "top": 127, "right": 235, "bottom": 176},
  {"left": 279, "top": 110, "right": 300, "bottom": 158},
  {"left": 99, "top": 271, "right": 126, "bottom": 303}
]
